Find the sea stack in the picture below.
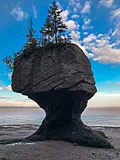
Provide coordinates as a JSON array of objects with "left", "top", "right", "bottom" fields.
[{"left": 12, "top": 43, "right": 113, "bottom": 148}]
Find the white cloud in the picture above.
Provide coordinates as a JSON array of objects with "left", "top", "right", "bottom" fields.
[
  {"left": 8, "top": 72, "right": 12, "bottom": 80},
  {"left": 6, "top": 85, "right": 12, "bottom": 91},
  {"left": 61, "top": 10, "right": 69, "bottom": 22},
  {"left": 88, "top": 92, "right": 120, "bottom": 108},
  {"left": 10, "top": 5, "right": 29, "bottom": 21},
  {"left": 69, "top": 0, "right": 81, "bottom": 9},
  {"left": 68, "top": 0, "right": 81, "bottom": 13},
  {"left": 71, "top": 14, "right": 79, "bottom": 19},
  {"left": 97, "top": 34, "right": 104, "bottom": 38},
  {"left": 99, "top": 0, "right": 114, "bottom": 8},
  {"left": 84, "top": 18, "right": 91, "bottom": 25},
  {"left": 112, "top": 28, "right": 120, "bottom": 37},
  {"left": 0, "top": 87, "right": 4, "bottom": 91},
  {"left": 0, "top": 91, "right": 38, "bottom": 107},
  {"left": 111, "top": 8, "right": 120, "bottom": 45},
  {"left": 83, "top": 33, "right": 97, "bottom": 43},
  {"left": 75, "top": 2, "right": 81, "bottom": 9},
  {"left": 32, "top": 4, "right": 37, "bottom": 18},
  {"left": 68, "top": 0, "right": 76, "bottom": 5},
  {"left": 93, "top": 47, "right": 120, "bottom": 64},
  {"left": 81, "top": 1, "right": 91, "bottom": 14},
  {"left": 0, "top": 99, "right": 38, "bottom": 107},
  {"left": 116, "top": 82, "right": 120, "bottom": 85},
  {"left": 82, "top": 18, "right": 93, "bottom": 30},
  {"left": 66, "top": 0, "right": 120, "bottom": 65},
  {"left": 112, "top": 8, "right": 120, "bottom": 19},
  {"left": 83, "top": 33, "right": 120, "bottom": 64},
  {"left": 65, "top": 20, "right": 77, "bottom": 31},
  {"left": 70, "top": 31, "right": 80, "bottom": 42},
  {"left": 57, "top": 1, "right": 63, "bottom": 10},
  {"left": 83, "top": 32, "right": 89, "bottom": 35},
  {"left": 60, "top": 9, "right": 78, "bottom": 32}
]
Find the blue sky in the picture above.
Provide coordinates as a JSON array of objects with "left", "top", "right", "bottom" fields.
[{"left": 0, "top": 0, "right": 120, "bottom": 107}]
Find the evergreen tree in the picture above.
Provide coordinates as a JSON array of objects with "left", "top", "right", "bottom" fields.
[
  {"left": 23, "top": 18, "right": 38, "bottom": 54},
  {"left": 4, "top": 19, "right": 38, "bottom": 70},
  {"left": 40, "top": 18, "right": 53, "bottom": 46},
  {"left": 4, "top": 56, "right": 14, "bottom": 70},
  {"left": 40, "top": 0, "right": 68, "bottom": 45}
]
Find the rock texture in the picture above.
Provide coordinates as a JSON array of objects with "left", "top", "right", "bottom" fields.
[{"left": 12, "top": 43, "right": 113, "bottom": 148}]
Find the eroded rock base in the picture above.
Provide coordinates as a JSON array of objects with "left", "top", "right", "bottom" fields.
[
  {"left": 25, "top": 91, "right": 113, "bottom": 148},
  {"left": 26, "top": 120, "right": 113, "bottom": 149}
]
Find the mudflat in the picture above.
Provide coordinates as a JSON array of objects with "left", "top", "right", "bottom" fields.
[{"left": 0, "top": 125, "right": 120, "bottom": 160}]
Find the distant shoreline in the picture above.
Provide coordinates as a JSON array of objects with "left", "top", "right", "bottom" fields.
[
  {"left": 0, "top": 124, "right": 120, "bottom": 128},
  {"left": 0, "top": 106, "right": 120, "bottom": 109},
  {"left": 0, "top": 106, "right": 39, "bottom": 109}
]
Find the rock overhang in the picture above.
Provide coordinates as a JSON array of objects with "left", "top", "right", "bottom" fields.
[{"left": 12, "top": 43, "right": 97, "bottom": 97}]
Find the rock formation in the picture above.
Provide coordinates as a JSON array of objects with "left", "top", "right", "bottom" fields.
[{"left": 12, "top": 43, "right": 113, "bottom": 148}]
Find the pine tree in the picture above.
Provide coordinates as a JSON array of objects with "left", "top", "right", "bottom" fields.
[
  {"left": 40, "top": 18, "right": 53, "bottom": 46},
  {"left": 40, "top": 0, "right": 68, "bottom": 45},
  {"left": 4, "top": 56, "right": 14, "bottom": 70},
  {"left": 4, "top": 19, "right": 38, "bottom": 70},
  {"left": 23, "top": 18, "right": 38, "bottom": 54}
]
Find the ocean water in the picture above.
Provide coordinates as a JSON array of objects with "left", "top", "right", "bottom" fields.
[
  {"left": 82, "top": 107, "right": 120, "bottom": 127},
  {"left": 0, "top": 107, "right": 120, "bottom": 127}
]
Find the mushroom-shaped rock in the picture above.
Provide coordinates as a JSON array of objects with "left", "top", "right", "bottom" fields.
[{"left": 12, "top": 43, "right": 113, "bottom": 148}]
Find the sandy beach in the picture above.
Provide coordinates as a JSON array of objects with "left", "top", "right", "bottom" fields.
[{"left": 0, "top": 124, "right": 120, "bottom": 160}]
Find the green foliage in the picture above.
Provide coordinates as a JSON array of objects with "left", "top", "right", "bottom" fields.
[
  {"left": 22, "top": 37, "right": 38, "bottom": 55},
  {"left": 40, "top": 0, "right": 69, "bottom": 46},
  {"left": 3, "top": 52, "right": 20, "bottom": 70},
  {"left": 4, "top": 1, "right": 71, "bottom": 70},
  {"left": 4, "top": 56, "right": 14, "bottom": 70},
  {"left": 22, "top": 18, "right": 39, "bottom": 54},
  {"left": 4, "top": 19, "right": 38, "bottom": 70}
]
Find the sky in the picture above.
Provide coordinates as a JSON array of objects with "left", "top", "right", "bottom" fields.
[{"left": 0, "top": 0, "right": 120, "bottom": 108}]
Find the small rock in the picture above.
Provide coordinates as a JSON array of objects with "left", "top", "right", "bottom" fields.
[{"left": 73, "top": 143, "right": 78, "bottom": 146}]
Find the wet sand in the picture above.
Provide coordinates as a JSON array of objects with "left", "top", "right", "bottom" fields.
[{"left": 0, "top": 125, "right": 120, "bottom": 160}]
